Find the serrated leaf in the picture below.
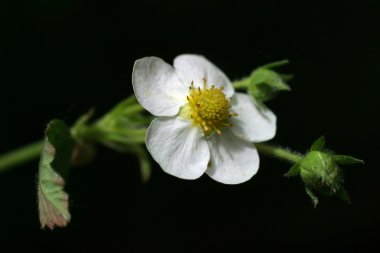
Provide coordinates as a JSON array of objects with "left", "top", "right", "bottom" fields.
[
  {"left": 333, "top": 155, "right": 364, "bottom": 165},
  {"left": 305, "top": 186, "right": 319, "bottom": 208},
  {"left": 284, "top": 163, "right": 300, "bottom": 177},
  {"left": 38, "top": 119, "right": 74, "bottom": 229},
  {"left": 310, "top": 136, "right": 325, "bottom": 151}
]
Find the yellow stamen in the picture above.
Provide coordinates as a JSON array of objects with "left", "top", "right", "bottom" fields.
[{"left": 180, "top": 79, "right": 238, "bottom": 136}]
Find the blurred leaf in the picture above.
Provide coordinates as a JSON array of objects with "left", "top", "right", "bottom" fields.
[{"left": 37, "top": 120, "right": 74, "bottom": 229}]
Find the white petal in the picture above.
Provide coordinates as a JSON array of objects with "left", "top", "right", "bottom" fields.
[
  {"left": 146, "top": 117, "right": 210, "bottom": 180},
  {"left": 132, "top": 57, "right": 188, "bottom": 116},
  {"left": 230, "top": 93, "right": 277, "bottom": 142},
  {"left": 173, "top": 54, "right": 234, "bottom": 98},
  {"left": 206, "top": 129, "right": 259, "bottom": 184}
]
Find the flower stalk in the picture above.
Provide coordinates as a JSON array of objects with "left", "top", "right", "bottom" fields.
[{"left": 255, "top": 143, "right": 303, "bottom": 164}]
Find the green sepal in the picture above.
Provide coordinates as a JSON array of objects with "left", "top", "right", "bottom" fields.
[
  {"left": 37, "top": 119, "right": 74, "bottom": 229},
  {"left": 101, "top": 143, "right": 152, "bottom": 183},
  {"left": 333, "top": 155, "right": 364, "bottom": 165},
  {"left": 92, "top": 96, "right": 152, "bottom": 182},
  {"left": 260, "top": 59, "right": 290, "bottom": 69},
  {"left": 70, "top": 96, "right": 153, "bottom": 183},
  {"left": 284, "top": 163, "right": 300, "bottom": 178},
  {"left": 134, "top": 145, "right": 152, "bottom": 183},
  {"left": 280, "top": 74, "right": 294, "bottom": 82},
  {"left": 98, "top": 96, "right": 153, "bottom": 128},
  {"left": 310, "top": 136, "right": 325, "bottom": 151},
  {"left": 335, "top": 186, "right": 351, "bottom": 204},
  {"left": 296, "top": 136, "right": 363, "bottom": 207},
  {"left": 74, "top": 96, "right": 151, "bottom": 146},
  {"left": 305, "top": 186, "right": 319, "bottom": 208}
]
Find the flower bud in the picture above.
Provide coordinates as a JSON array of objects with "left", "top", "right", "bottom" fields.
[
  {"left": 284, "top": 136, "right": 363, "bottom": 207},
  {"left": 299, "top": 151, "right": 341, "bottom": 193},
  {"left": 70, "top": 96, "right": 152, "bottom": 182},
  {"left": 232, "top": 60, "right": 291, "bottom": 102}
]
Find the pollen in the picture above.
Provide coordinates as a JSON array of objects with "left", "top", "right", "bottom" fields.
[{"left": 181, "top": 79, "right": 237, "bottom": 136}]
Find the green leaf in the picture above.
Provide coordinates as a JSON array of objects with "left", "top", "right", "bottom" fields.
[
  {"left": 284, "top": 163, "right": 300, "bottom": 177},
  {"left": 333, "top": 155, "right": 364, "bottom": 165},
  {"left": 305, "top": 186, "right": 319, "bottom": 208},
  {"left": 37, "top": 120, "right": 74, "bottom": 229},
  {"left": 336, "top": 186, "right": 351, "bottom": 204},
  {"left": 310, "top": 136, "right": 325, "bottom": 151}
]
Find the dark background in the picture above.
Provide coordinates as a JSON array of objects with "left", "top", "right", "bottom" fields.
[{"left": 0, "top": 0, "right": 379, "bottom": 252}]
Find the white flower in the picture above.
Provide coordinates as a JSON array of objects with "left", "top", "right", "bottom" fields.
[{"left": 132, "top": 54, "right": 276, "bottom": 184}]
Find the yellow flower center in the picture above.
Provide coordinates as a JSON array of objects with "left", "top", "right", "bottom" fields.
[{"left": 180, "top": 79, "right": 237, "bottom": 136}]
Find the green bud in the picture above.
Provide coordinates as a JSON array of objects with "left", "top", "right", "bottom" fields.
[
  {"left": 71, "top": 96, "right": 151, "bottom": 148},
  {"left": 247, "top": 68, "right": 291, "bottom": 102},
  {"left": 233, "top": 60, "right": 291, "bottom": 102},
  {"left": 299, "top": 151, "right": 341, "bottom": 193},
  {"left": 284, "top": 136, "right": 363, "bottom": 207},
  {"left": 70, "top": 96, "right": 153, "bottom": 182}
]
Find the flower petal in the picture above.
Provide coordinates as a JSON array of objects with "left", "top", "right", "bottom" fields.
[
  {"left": 174, "top": 54, "right": 234, "bottom": 98},
  {"left": 146, "top": 117, "right": 210, "bottom": 180},
  {"left": 206, "top": 129, "right": 259, "bottom": 184},
  {"left": 230, "top": 93, "right": 277, "bottom": 142},
  {"left": 132, "top": 57, "right": 188, "bottom": 116}
]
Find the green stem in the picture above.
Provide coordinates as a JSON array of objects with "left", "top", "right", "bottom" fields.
[
  {"left": 0, "top": 141, "right": 44, "bottom": 174},
  {"left": 233, "top": 81, "right": 249, "bottom": 89},
  {"left": 256, "top": 143, "right": 303, "bottom": 163}
]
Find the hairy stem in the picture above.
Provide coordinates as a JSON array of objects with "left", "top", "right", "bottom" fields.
[{"left": 256, "top": 143, "right": 303, "bottom": 163}]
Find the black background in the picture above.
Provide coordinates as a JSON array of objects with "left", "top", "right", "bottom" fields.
[{"left": 0, "top": 0, "right": 379, "bottom": 252}]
